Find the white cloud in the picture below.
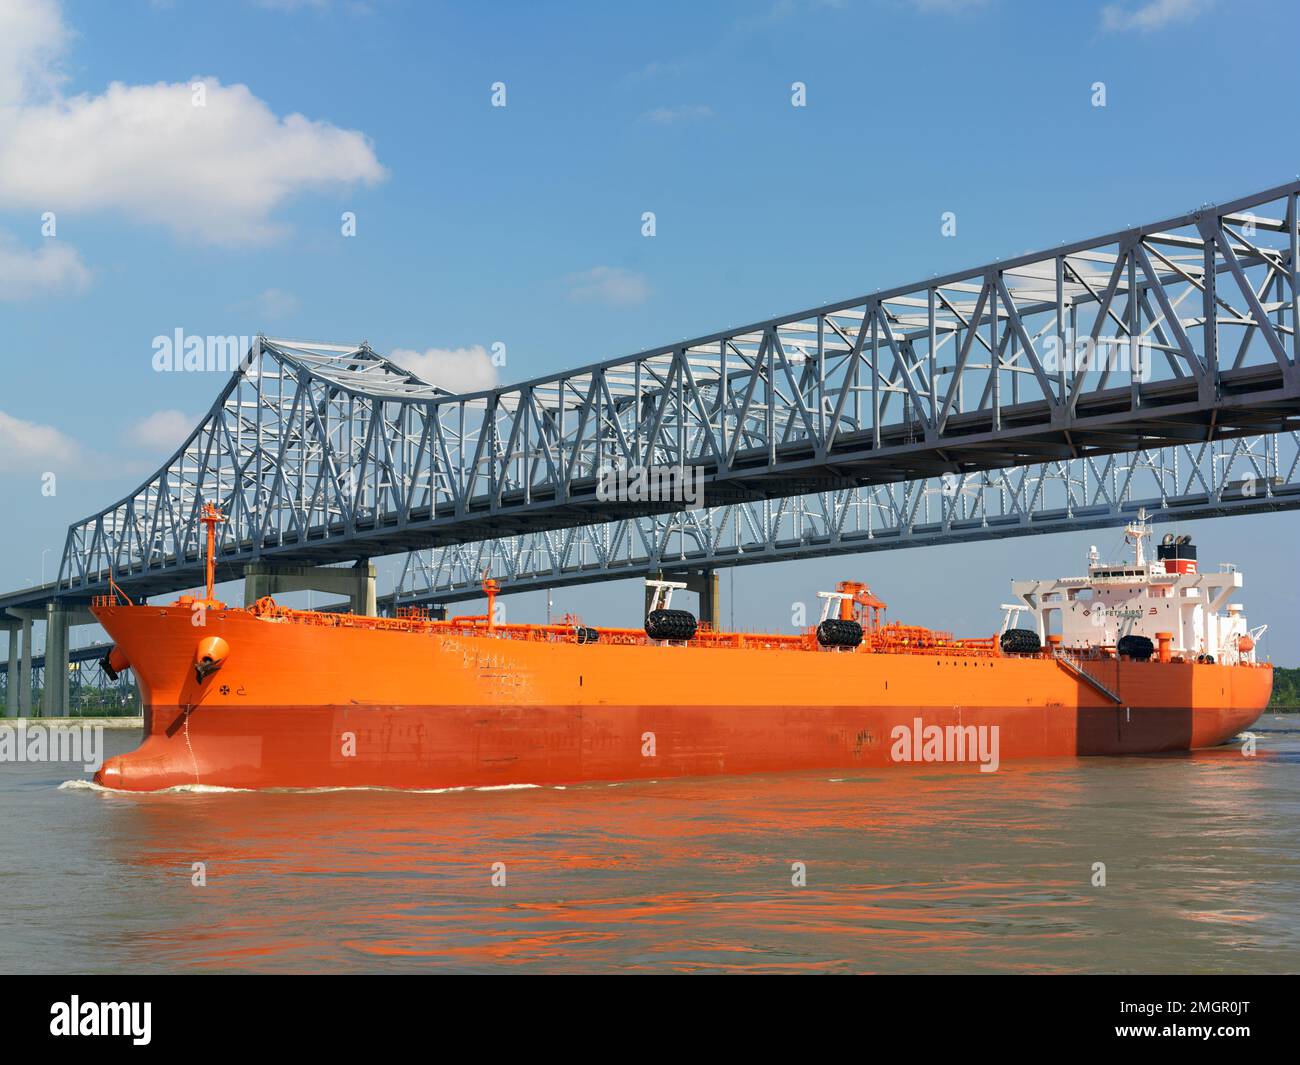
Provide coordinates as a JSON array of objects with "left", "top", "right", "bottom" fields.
[
  {"left": 566, "top": 266, "right": 650, "bottom": 307},
  {"left": 0, "top": 233, "right": 91, "bottom": 300},
  {"left": 0, "top": 0, "right": 67, "bottom": 107},
  {"left": 239, "top": 287, "right": 299, "bottom": 321},
  {"left": 389, "top": 346, "right": 499, "bottom": 394},
  {"left": 0, "top": 410, "right": 84, "bottom": 472},
  {"left": 642, "top": 104, "right": 714, "bottom": 124},
  {"left": 627, "top": 60, "right": 667, "bottom": 81},
  {"left": 0, "top": 1, "right": 387, "bottom": 246},
  {"left": 1101, "top": 0, "right": 1211, "bottom": 32},
  {"left": 126, "top": 409, "right": 194, "bottom": 452}
]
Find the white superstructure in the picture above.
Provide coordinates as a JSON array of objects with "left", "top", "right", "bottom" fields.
[{"left": 1006, "top": 509, "right": 1264, "bottom": 664}]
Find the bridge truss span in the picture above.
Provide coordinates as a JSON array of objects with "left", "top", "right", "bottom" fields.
[
  {"left": 52, "top": 182, "right": 1300, "bottom": 600},
  {"left": 393, "top": 432, "right": 1300, "bottom": 604}
]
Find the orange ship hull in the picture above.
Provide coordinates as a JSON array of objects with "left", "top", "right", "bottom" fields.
[{"left": 90, "top": 601, "right": 1272, "bottom": 792}]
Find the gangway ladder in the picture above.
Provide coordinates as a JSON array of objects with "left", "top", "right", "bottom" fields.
[{"left": 1052, "top": 651, "right": 1123, "bottom": 705}]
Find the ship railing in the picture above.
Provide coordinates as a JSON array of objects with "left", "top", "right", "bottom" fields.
[
  {"left": 248, "top": 598, "right": 1020, "bottom": 657},
  {"left": 864, "top": 629, "right": 999, "bottom": 657}
]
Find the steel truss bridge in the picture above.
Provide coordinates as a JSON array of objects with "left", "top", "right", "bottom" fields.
[
  {"left": 393, "top": 432, "right": 1300, "bottom": 604},
  {"left": 0, "top": 643, "right": 138, "bottom": 715},
  {"left": 5, "top": 180, "right": 1294, "bottom": 611}
]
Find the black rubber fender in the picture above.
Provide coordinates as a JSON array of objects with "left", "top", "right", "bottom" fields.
[
  {"left": 1117, "top": 634, "right": 1154, "bottom": 661},
  {"left": 999, "top": 628, "right": 1042, "bottom": 655},
  {"left": 645, "top": 608, "right": 697, "bottom": 641},
  {"left": 816, "top": 618, "right": 863, "bottom": 648}
]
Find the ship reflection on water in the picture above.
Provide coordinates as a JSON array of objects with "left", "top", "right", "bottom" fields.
[{"left": 3, "top": 722, "right": 1298, "bottom": 973}]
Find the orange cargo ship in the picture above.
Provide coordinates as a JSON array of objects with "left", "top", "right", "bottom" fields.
[{"left": 92, "top": 507, "right": 1271, "bottom": 791}]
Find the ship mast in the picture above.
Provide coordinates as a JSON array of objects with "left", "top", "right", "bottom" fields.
[
  {"left": 200, "top": 502, "right": 225, "bottom": 605},
  {"left": 1123, "top": 506, "right": 1151, "bottom": 566}
]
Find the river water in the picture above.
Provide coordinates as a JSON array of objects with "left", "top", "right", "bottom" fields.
[{"left": 1, "top": 719, "right": 1297, "bottom": 974}]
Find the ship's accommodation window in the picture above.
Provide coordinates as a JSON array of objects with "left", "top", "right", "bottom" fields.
[{"left": 1070, "top": 588, "right": 1094, "bottom": 601}]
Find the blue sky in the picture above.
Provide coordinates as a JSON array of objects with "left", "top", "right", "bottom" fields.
[{"left": 2, "top": 0, "right": 1299, "bottom": 661}]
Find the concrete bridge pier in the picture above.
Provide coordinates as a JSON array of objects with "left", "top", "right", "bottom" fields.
[
  {"left": 4, "top": 604, "right": 95, "bottom": 717},
  {"left": 244, "top": 560, "right": 378, "bottom": 616},
  {"left": 19, "top": 617, "right": 31, "bottom": 716},
  {"left": 5, "top": 610, "right": 38, "bottom": 716},
  {"left": 645, "top": 568, "right": 720, "bottom": 627},
  {"left": 2, "top": 619, "right": 18, "bottom": 717},
  {"left": 43, "top": 603, "right": 93, "bottom": 718}
]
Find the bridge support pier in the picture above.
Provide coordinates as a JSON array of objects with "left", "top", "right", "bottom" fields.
[
  {"left": 4, "top": 605, "right": 93, "bottom": 717},
  {"left": 646, "top": 568, "right": 719, "bottom": 627},
  {"left": 2, "top": 620, "right": 18, "bottom": 717},
  {"left": 19, "top": 618, "right": 31, "bottom": 716},
  {"left": 44, "top": 607, "right": 66, "bottom": 717},
  {"left": 5, "top": 611, "right": 38, "bottom": 717},
  {"left": 42, "top": 604, "right": 92, "bottom": 718},
  {"left": 244, "top": 561, "right": 378, "bottom": 617}
]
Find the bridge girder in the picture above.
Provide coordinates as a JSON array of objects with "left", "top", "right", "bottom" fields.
[
  {"left": 17, "top": 182, "right": 1300, "bottom": 609},
  {"left": 392, "top": 432, "right": 1300, "bottom": 605}
]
